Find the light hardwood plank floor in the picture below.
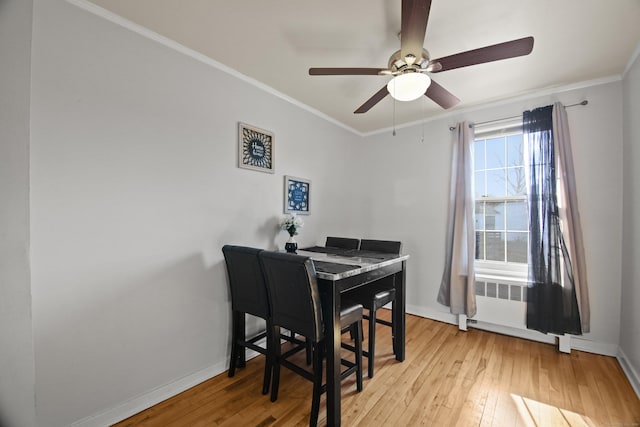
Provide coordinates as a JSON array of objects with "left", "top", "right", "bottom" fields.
[{"left": 114, "top": 311, "right": 640, "bottom": 426}]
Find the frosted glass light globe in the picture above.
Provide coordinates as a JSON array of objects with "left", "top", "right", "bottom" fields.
[{"left": 387, "top": 73, "right": 432, "bottom": 102}]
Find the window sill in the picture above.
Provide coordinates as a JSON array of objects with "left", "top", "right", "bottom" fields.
[{"left": 475, "top": 262, "right": 528, "bottom": 284}]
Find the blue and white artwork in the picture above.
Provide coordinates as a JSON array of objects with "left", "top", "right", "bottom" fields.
[
  {"left": 284, "top": 176, "right": 311, "bottom": 215},
  {"left": 238, "top": 122, "right": 274, "bottom": 173}
]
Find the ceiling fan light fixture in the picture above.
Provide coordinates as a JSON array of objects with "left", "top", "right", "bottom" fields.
[{"left": 387, "top": 72, "right": 431, "bottom": 102}]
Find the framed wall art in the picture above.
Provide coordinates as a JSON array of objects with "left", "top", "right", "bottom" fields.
[
  {"left": 238, "top": 122, "right": 274, "bottom": 173},
  {"left": 284, "top": 175, "right": 311, "bottom": 215}
]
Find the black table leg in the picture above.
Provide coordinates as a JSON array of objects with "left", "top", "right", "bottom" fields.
[{"left": 393, "top": 261, "right": 406, "bottom": 361}]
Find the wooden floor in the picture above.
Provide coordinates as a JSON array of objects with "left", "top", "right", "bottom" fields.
[{"left": 114, "top": 311, "right": 640, "bottom": 426}]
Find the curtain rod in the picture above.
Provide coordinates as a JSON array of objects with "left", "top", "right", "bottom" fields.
[{"left": 448, "top": 100, "right": 588, "bottom": 131}]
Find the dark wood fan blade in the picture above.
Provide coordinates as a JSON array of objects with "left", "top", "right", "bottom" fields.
[
  {"left": 354, "top": 86, "right": 389, "bottom": 114},
  {"left": 401, "top": 0, "right": 432, "bottom": 59},
  {"left": 431, "top": 36, "right": 534, "bottom": 73},
  {"left": 309, "top": 67, "right": 387, "bottom": 76},
  {"left": 425, "top": 79, "right": 460, "bottom": 109}
]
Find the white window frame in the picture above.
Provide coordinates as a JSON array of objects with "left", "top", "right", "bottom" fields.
[{"left": 474, "top": 118, "right": 528, "bottom": 283}]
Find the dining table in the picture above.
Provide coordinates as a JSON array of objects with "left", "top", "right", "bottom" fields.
[{"left": 297, "top": 246, "right": 410, "bottom": 427}]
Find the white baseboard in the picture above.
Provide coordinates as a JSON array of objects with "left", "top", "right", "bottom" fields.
[
  {"left": 468, "top": 319, "right": 556, "bottom": 345},
  {"left": 617, "top": 348, "right": 640, "bottom": 399},
  {"left": 570, "top": 336, "right": 619, "bottom": 357},
  {"left": 70, "top": 360, "right": 227, "bottom": 427},
  {"left": 70, "top": 335, "right": 270, "bottom": 427},
  {"left": 406, "top": 305, "right": 619, "bottom": 356},
  {"left": 406, "top": 304, "right": 457, "bottom": 326}
]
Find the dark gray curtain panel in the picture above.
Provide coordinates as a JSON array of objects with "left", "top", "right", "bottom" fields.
[{"left": 524, "top": 105, "right": 582, "bottom": 335}]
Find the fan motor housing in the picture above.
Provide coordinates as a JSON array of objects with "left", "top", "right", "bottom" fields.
[{"left": 388, "top": 48, "right": 431, "bottom": 73}]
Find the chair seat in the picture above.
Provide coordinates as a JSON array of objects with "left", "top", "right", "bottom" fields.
[
  {"left": 341, "top": 278, "right": 397, "bottom": 379},
  {"left": 370, "top": 288, "right": 395, "bottom": 310},
  {"left": 340, "top": 303, "right": 364, "bottom": 327},
  {"left": 343, "top": 284, "right": 395, "bottom": 311}
]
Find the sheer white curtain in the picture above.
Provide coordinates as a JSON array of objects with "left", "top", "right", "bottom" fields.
[
  {"left": 553, "top": 102, "right": 590, "bottom": 333},
  {"left": 438, "top": 121, "right": 477, "bottom": 317}
]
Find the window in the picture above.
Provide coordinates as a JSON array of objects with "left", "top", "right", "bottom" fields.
[{"left": 474, "top": 123, "right": 528, "bottom": 280}]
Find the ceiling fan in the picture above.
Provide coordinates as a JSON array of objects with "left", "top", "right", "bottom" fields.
[{"left": 308, "top": 0, "right": 534, "bottom": 114}]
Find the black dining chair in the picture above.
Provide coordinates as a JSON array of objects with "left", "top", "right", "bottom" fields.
[
  {"left": 325, "top": 236, "right": 360, "bottom": 250},
  {"left": 342, "top": 239, "right": 402, "bottom": 378},
  {"left": 259, "top": 251, "right": 363, "bottom": 427},
  {"left": 222, "top": 245, "right": 305, "bottom": 395}
]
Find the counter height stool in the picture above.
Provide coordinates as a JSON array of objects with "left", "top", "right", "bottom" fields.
[
  {"left": 222, "top": 245, "right": 305, "bottom": 395},
  {"left": 342, "top": 239, "right": 402, "bottom": 378},
  {"left": 259, "top": 251, "right": 363, "bottom": 427}
]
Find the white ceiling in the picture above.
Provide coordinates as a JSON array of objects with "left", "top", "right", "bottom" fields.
[{"left": 86, "top": 0, "right": 640, "bottom": 134}]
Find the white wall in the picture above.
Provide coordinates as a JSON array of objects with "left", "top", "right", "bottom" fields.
[
  {"left": 29, "top": 1, "right": 365, "bottom": 425},
  {"left": 621, "top": 51, "right": 640, "bottom": 393},
  {"left": 360, "top": 81, "right": 625, "bottom": 354},
  {"left": 358, "top": 121, "right": 454, "bottom": 318},
  {"left": 0, "top": 0, "right": 36, "bottom": 426}
]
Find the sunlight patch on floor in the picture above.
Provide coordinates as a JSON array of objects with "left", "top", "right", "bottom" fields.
[{"left": 511, "top": 393, "right": 597, "bottom": 427}]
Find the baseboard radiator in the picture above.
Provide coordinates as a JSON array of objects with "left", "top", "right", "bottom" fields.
[
  {"left": 461, "top": 276, "right": 571, "bottom": 353},
  {"left": 473, "top": 276, "right": 527, "bottom": 328}
]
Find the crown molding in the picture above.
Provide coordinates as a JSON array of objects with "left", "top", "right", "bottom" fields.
[{"left": 65, "top": 0, "right": 363, "bottom": 136}]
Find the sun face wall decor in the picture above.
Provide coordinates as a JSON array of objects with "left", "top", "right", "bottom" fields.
[
  {"left": 238, "top": 122, "right": 274, "bottom": 173},
  {"left": 284, "top": 175, "right": 311, "bottom": 215}
]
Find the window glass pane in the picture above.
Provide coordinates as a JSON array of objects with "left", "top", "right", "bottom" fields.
[
  {"left": 507, "top": 134, "right": 524, "bottom": 167},
  {"left": 486, "top": 137, "right": 505, "bottom": 169},
  {"left": 475, "top": 231, "right": 485, "bottom": 260},
  {"left": 475, "top": 201, "right": 485, "bottom": 230},
  {"left": 506, "top": 201, "right": 527, "bottom": 230},
  {"left": 475, "top": 139, "right": 485, "bottom": 170},
  {"left": 507, "top": 167, "right": 526, "bottom": 196},
  {"left": 484, "top": 202, "right": 505, "bottom": 230},
  {"left": 486, "top": 169, "right": 506, "bottom": 197},
  {"left": 473, "top": 130, "right": 529, "bottom": 270},
  {"left": 474, "top": 171, "right": 486, "bottom": 198},
  {"left": 485, "top": 231, "right": 505, "bottom": 261},
  {"left": 506, "top": 232, "right": 528, "bottom": 263}
]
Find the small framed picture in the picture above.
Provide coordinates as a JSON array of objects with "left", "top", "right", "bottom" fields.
[
  {"left": 238, "top": 122, "right": 274, "bottom": 173},
  {"left": 284, "top": 175, "right": 311, "bottom": 215}
]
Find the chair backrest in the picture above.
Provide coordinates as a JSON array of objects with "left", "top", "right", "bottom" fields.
[
  {"left": 222, "top": 245, "right": 270, "bottom": 319},
  {"left": 325, "top": 236, "right": 360, "bottom": 250},
  {"left": 359, "top": 239, "right": 402, "bottom": 254},
  {"left": 259, "top": 251, "right": 324, "bottom": 342}
]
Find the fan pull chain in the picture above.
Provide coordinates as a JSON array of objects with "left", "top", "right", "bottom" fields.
[
  {"left": 393, "top": 106, "right": 396, "bottom": 136},
  {"left": 421, "top": 96, "right": 425, "bottom": 143},
  {"left": 392, "top": 85, "right": 397, "bottom": 136}
]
